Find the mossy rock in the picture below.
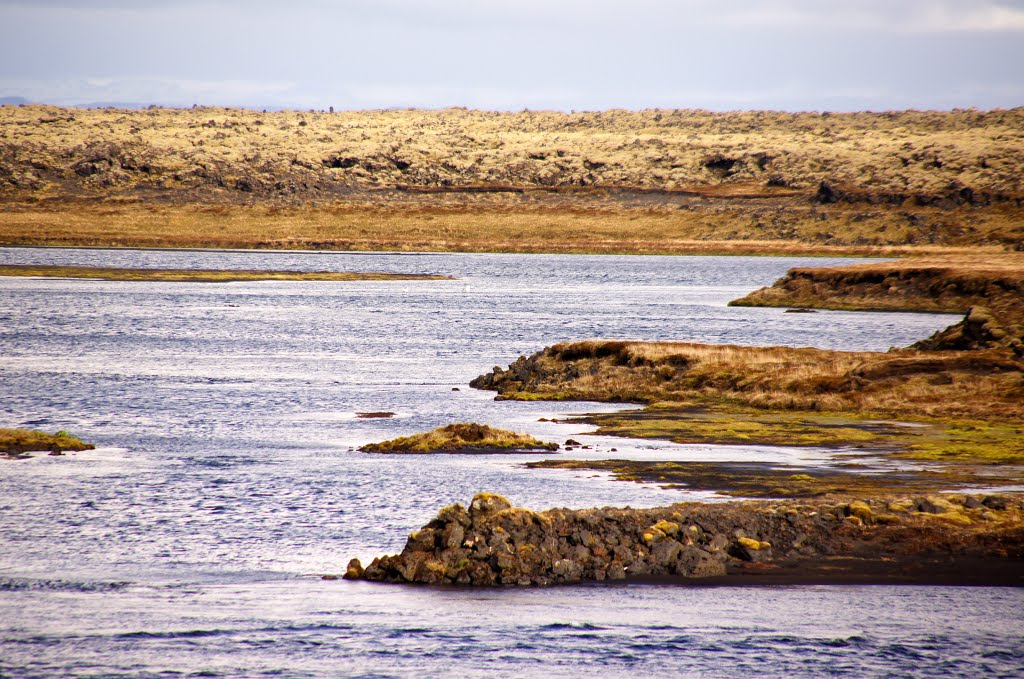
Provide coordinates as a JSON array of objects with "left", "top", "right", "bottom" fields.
[
  {"left": 359, "top": 423, "right": 559, "bottom": 454},
  {"left": 1, "top": 428, "right": 94, "bottom": 459}
]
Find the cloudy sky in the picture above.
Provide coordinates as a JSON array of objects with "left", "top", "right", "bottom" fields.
[{"left": 1, "top": 0, "right": 1023, "bottom": 111}]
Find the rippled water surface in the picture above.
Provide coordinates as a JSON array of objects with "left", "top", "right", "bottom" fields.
[{"left": 1, "top": 247, "right": 1020, "bottom": 678}]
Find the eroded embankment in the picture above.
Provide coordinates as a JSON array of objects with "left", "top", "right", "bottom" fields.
[
  {"left": 469, "top": 340, "right": 1024, "bottom": 428},
  {"left": 348, "top": 493, "right": 1024, "bottom": 586},
  {"left": 730, "top": 255, "right": 1024, "bottom": 355}
]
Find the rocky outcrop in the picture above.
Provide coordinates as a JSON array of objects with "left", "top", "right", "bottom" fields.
[
  {"left": 359, "top": 423, "right": 558, "bottom": 454},
  {"left": 4, "top": 105, "right": 1024, "bottom": 210},
  {"left": 469, "top": 339, "right": 1024, "bottom": 423},
  {"left": 729, "top": 257, "right": 1024, "bottom": 355},
  {"left": 348, "top": 492, "right": 1024, "bottom": 586},
  {"left": 1, "top": 428, "right": 94, "bottom": 460}
]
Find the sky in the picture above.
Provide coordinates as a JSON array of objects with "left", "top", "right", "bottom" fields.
[{"left": 1, "top": 0, "right": 1023, "bottom": 112}]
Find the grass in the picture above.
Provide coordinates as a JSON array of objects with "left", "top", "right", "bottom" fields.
[
  {"left": 730, "top": 254, "right": 1024, "bottom": 355},
  {"left": 1, "top": 428, "right": 94, "bottom": 458},
  {"left": 573, "top": 404, "right": 1024, "bottom": 464},
  {"left": 2, "top": 105, "right": 1023, "bottom": 254},
  {"left": 0, "top": 264, "right": 453, "bottom": 282},
  {"left": 0, "top": 202, "right": 1017, "bottom": 255},
  {"left": 359, "top": 423, "right": 558, "bottom": 454},
  {"left": 475, "top": 340, "right": 1024, "bottom": 423},
  {"left": 4, "top": 105, "right": 1023, "bottom": 201},
  {"left": 731, "top": 255, "right": 1024, "bottom": 313},
  {"left": 473, "top": 340, "right": 1024, "bottom": 464}
]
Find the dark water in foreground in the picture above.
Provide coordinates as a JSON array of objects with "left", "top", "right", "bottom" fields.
[{"left": 0, "top": 247, "right": 1020, "bottom": 678}]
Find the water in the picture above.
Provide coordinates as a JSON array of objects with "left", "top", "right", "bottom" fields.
[{"left": 1, "top": 247, "right": 1020, "bottom": 678}]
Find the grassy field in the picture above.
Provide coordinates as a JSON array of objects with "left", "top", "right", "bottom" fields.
[
  {"left": 473, "top": 340, "right": 1024, "bottom": 427},
  {"left": 2, "top": 105, "right": 1023, "bottom": 253},
  {"left": 4, "top": 106, "right": 1022, "bottom": 199},
  {"left": 0, "top": 200, "right": 1018, "bottom": 255}
]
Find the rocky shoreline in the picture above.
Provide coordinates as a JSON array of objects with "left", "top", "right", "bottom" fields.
[
  {"left": 729, "top": 255, "right": 1024, "bottom": 356},
  {"left": 346, "top": 493, "right": 1024, "bottom": 586}
]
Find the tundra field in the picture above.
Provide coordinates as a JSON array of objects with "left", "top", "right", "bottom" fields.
[{"left": 1, "top": 105, "right": 1022, "bottom": 254}]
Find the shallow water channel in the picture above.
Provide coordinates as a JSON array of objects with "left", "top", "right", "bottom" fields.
[{"left": 1, "top": 247, "right": 1020, "bottom": 677}]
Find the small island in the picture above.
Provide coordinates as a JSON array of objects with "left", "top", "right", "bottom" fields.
[
  {"left": 359, "top": 423, "right": 559, "bottom": 454},
  {"left": 1, "top": 428, "right": 95, "bottom": 459}
]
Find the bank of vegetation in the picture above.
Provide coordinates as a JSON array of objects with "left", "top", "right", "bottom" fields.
[{"left": 2, "top": 105, "right": 1022, "bottom": 254}]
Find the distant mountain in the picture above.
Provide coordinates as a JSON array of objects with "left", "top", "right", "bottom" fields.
[{"left": 0, "top": 96, "right": 30, "bottom": 106}]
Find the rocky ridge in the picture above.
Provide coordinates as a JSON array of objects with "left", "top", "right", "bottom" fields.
[{"left": 348, "top": 492, "right": 1024, "bottom": 586}]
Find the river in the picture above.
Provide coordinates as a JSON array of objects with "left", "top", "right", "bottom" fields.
[{"left": 1, "top": 247, "right": 1020, "bottom": 678}]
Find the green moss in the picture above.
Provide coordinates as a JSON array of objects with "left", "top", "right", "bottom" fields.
[
  {"left": 568, "top": 403, "right": 1024, "bottom": 465},
  {"left": 902, "top": 421, "right": 1024, "bottom": 463},
  {"left": 579, "top": 404, "right": 904, "bottom": 449}
]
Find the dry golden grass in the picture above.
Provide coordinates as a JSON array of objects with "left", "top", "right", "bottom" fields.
[
  {"left": 0, "top": 201, "right": 1016, "bottom": 255},
  {"left": 2, "top": 105, "right": 1023, "bottom": 253},
  {"left": 4, "top": 105, "right": 1023, "bottom": 198},
  {"left": 473, "top": 340, "right": 1024, "bottom": 423},
  {"left": 732, "top": 254, "right": 1024, "bottom": 355}
]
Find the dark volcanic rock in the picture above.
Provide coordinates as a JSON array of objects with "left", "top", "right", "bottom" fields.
[{"left": 346, "top": 492, "right": 1024, "bottom": 586}]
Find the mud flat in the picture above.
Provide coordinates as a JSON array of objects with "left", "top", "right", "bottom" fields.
[
  {"left": 347, "top": 492, "right": 1024, "bottom": 586},
  {"left": 0, "top": 264, "right": 452, "bottom": 283}
]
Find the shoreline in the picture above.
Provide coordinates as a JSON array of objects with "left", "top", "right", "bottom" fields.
[
  {"left": 0, "top": 264, "right": 453, "bottom": 283},
  {"left": 0, "top": 205, "right": 1015, "bottom": 258}
]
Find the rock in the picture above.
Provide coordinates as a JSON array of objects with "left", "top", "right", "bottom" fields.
[
  {"left": 351, "top": 494, "right": 1024, "bottom": 587},
  {"left": 565, "top": 439, "right": 582, "bottom": 446},
  {"left": 982, "top": 495, "right": 1008, "bottom": 510},
  {"left": 469, "top": 492, "right": 512, "bottom": 517},
  {"left": 917, "top": 496, "right": 958, "bottom": 514},
  {"left": 343, "top": 558, "right": 364, "bottom": 579},
  {"left": 678, "top": 547, "right": 727, "bottom": 578},
  {"left": 405, "top": 527, "right": 437, "bottom": 552},
  {"left": 732, "top": 536, "right": 773, "bottom": 562},
  {"left": 846, "top": 500, "right": 873, "bottom": 524},
  {"left": 442, "top": 522, "right": 465, "bottom": 549}
]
